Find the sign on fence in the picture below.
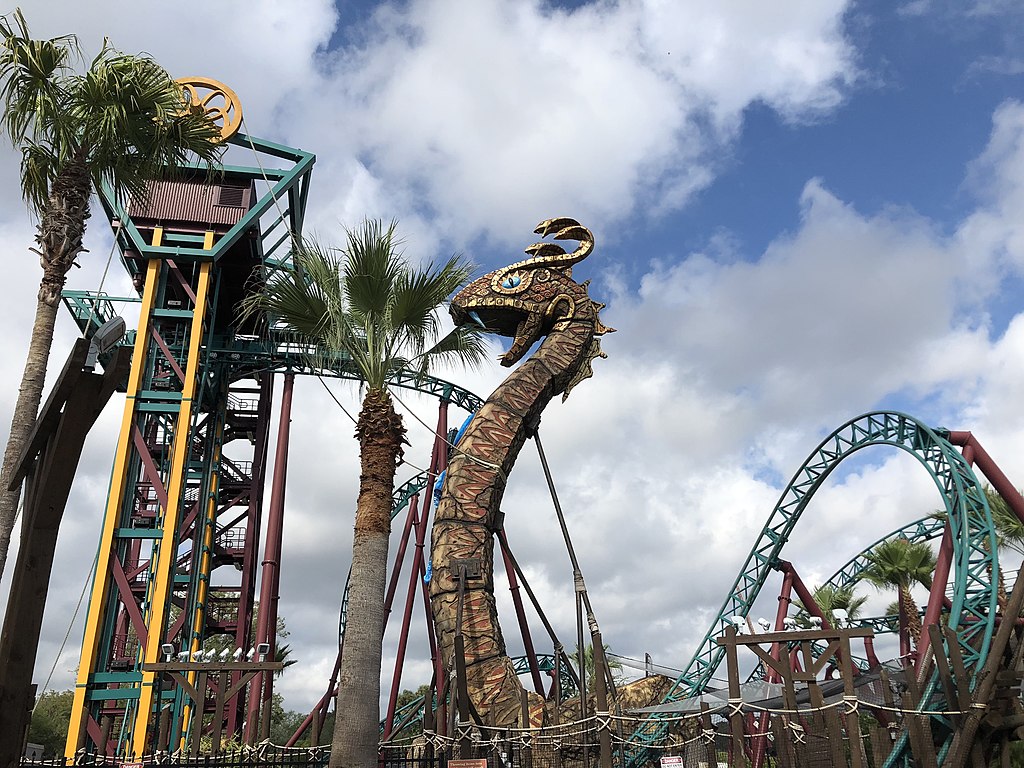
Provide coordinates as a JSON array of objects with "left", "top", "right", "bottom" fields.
[
  {"left": 660, "top": 757, "right": 684, "bottom": 768},
  {"left": 448, "top": 761, "right": 488, "bottom": 768}
]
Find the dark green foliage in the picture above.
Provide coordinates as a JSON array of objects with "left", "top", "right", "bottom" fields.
[{"left": 27, "top": 689, "right": 73, "bottom": 757}]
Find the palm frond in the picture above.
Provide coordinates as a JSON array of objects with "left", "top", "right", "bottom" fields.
[
  {"left": 242, "top": 223, "right": 489, "bottom": 391},
  {"left": 412, "top": 326, "right": 490, "bottom": 375},
  {"left": 19, "top": 139, "right": 57, "bottom": 210},
  {"left": 341, "top": 219, "right": 403, "bottom": 321},
  {"left": 858, "top": 537, "right": 936, "bottom": 592},
  {"left": 390, "top": 253, "right": 475, "bottom": 345},
  {"left": 0, "top": 9, "right": 77, "bottom": 145},
  {"left": 71, "top": 45, "right": 222, "bottom": 203},
  {"left": 1, "top": 12, "right": 222, "bottom": 216}
]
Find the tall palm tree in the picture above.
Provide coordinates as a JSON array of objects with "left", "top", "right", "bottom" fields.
[
  {"left": 0, "top": 10, "right": 222, "bottom": 579},
  {"left": 858, "top": 537, "right": 936, "bottom": 656},
  {"left": 240, "top": 221, "right": 488, "bottom": 768}
]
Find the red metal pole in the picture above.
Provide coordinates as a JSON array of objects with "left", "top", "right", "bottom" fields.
[
  {"left": 383, "top": 495, "right": 422, "bottom": 740},
  {"left": 227, "top": 374, "right": 273, "bottom": 736},
  {"left": 384, "top": 493, "right": 420, "bottom": 622},
  {"left": 420, "top": 401, "right": 449, "bottom": 734},
  {"left": 752, "top": 567, "right": 794, "bottom": 768},
  {"left": 498, "top": 529, "right": 545, "bottom": 695},
  {"left": 244, "top": 371, "right": 294, "bottom": 743},
  {"left": 916, "top": 521, "right": 953, "bottom": 667},
  {"left": 286, "top": 654, "right": 341, "bottom": 747},
  {"left": 947, "top": 431, "right": 1024, "bottom": 522},
  {"left": 785, "top": 563, "right": 833, "bottom": 630},
  {"left": 381, "top": 399, "right": 451, "bottom": 741}
]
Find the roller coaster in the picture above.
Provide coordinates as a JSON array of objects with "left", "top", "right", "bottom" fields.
[{"left": 3, "top": 80, "right": 1024, "bottom": 768}]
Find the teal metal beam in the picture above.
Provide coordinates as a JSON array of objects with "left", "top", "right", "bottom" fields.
[{"left": 625, "top": 411, "right": 998, "bottom": 768}]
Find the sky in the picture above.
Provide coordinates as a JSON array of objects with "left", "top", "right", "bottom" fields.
[{"left": 1, "top": 0, "right": 1024, "bottom": 725}]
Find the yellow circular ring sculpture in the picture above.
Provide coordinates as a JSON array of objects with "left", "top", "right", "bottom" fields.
[{"left": 176, "top": 76, "right": 243, "bottom": 142}]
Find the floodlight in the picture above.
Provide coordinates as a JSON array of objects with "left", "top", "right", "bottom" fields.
[
  {"left": 730, "top": 616, "right": 748, "bottom": 634},
  {"left": 756, "top": 618, "right": 772, "bottom": 633},
  {"left": 809, "top": 616, "right": 823, "bottom": 629},
  {"left": 832, "top": 609, "right": 848, "bottom": 628},
  {"left": 256, "top": 642, "right": 271, "bottom": 660},
  {"left": 84, "top": 316, "right": 126, "bottom": 370},
  {"left": 232, "top": 647, "right": 244, "bottom": 661},
  {"left": 783, "top": 617, "right": 797, "bottom": 631},
  {"left": 160, "top": 643, "right": 174, "bottom": 661}
]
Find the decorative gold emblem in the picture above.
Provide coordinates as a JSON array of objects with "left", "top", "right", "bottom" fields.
[{"left": 176, "top": 77, "right": 242, "bottom": 141}]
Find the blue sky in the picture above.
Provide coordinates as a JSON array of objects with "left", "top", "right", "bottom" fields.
[
  {"left": 639, "top": 2, "right": 1021, "bottom": 284},
  {"left": 1, "top": 0, "right": 1024, "bottom": 720}
]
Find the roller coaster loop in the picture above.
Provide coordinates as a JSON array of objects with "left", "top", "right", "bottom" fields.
[{"left": 627, "top": 410, "right": 998, "bottom": 766}]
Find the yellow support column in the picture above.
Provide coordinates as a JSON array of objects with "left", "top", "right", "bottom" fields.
[
  {"left": 66, "top": 255, "right": 161, "bottom": 756},
  {"left": 131, "top": 259, "right": 212, "bottom": 755}
]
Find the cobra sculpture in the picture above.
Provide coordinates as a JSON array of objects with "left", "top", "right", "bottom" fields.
[{"left": 428, "top": 218, "right": 615, "bottom": 727}]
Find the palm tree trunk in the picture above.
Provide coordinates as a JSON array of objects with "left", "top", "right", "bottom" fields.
[
  {"left": 900, "top": 584, "right": 923, "bottom": 653},
  {"left": 0, "top": 161, "right": 91, "bottom": 580},
  {"left": 331, "top": 389, "right": 405, "bottom": 768},
  {"left": 0, "top": 296, "right": 60, "bottom": 579}
]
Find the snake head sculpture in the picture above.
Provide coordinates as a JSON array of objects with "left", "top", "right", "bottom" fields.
[{"left": 451, "top": 217, "right": 613, "bottom": 370}]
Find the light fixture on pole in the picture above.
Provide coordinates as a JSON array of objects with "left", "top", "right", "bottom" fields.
[{"left": 84, "top": 316, "right": 126, "bottom": 370}]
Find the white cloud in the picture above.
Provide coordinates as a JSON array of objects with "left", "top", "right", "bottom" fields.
[
  {"left": 305, "top": 0, "right": 857, "bottom": 244},
  {"left": 3, "top": 0, "right": 1024, "bottom": 729}
]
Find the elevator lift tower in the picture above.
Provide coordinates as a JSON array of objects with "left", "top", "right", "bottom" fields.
[{"left": 61, "top": 79, "right": 315, "bottom": 757}]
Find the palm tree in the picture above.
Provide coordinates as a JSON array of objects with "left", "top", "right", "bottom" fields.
[
  {"left": 858, "top": 537, "right": 936, "bottom": 656},
  {"left": 931, "top": 486, "right": 1023, "bottom": 609},
  {"left": 0, "top": 10, "right": 222, "bottom": 579},
  {"left": 985, "top": 486, "right": 1024, "bottom": 554},
  {"left": 240, "top": 220, "right": 488, "bottom": 768},
  {"left": 575, "top": 642, "right": 626, "bottom": 686},
  {"left": 797, "top": 583, "right": 868, "bottom": 628}
]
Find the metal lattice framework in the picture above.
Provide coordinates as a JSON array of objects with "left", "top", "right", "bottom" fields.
[{"left": 626, "top": 411, "right": 998, "bottom": 765}]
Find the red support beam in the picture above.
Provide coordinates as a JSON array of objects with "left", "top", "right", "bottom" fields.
[
  {"left": 947, "top": 431, "right": 1024, "bottom": 522},
  {"left": 916, "top": 521, "right": 954, "bottom": 668},
  {"left": 245, "top": 372, "right": 294, "bottom": 743}
]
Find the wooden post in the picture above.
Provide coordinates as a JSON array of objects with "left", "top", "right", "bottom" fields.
[
  {"left": 520, "top": 688, "right": 533, "bottom": 768},
  {"left": 590, "top": 630, "right": 613, "bottom": 768},
  {"left": 0, "top": 341, "right": 130, "bottom": 768},
  {"left": 721, "top": 626, "right": 748, "bottom": 767},
  {"left": 189, "top": 670, "right": 208, "bottom": 757},
  {"left": 776, "top": 636, "right": 805, "bottom": 767},
  {"left": 838, "top": 630, "right": 866, "bottom": 768},
  {"left": 158, "top": 706, "right": 171, "bottom": 751},
  {"left": 700, "top": 702, "right": 718, "bottom": 768},
  {"left": 946, "top": 552, "right": 1024, "bottom": 766},
  {"left": 423, "top": 699, "right": 436, "bottom": 765}
]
